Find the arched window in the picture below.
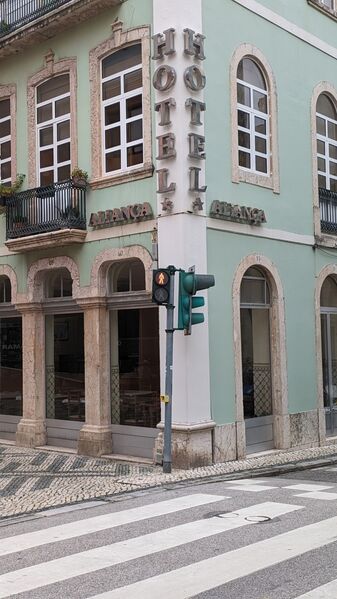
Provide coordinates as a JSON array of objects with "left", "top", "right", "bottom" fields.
[
  {"left": 36, "top": 74, "right": 71, "bottom": 186},
  {"left": 0, "top": 275, "right": 11, "bottom": 303},
  {"left": 45, "top": 268, "right": 73, "bottom": 298},
  {"left": 101, "top": 44, "right": 143, "bottom": 174},
  {"left": 108, "top": 260, "right": 145, "bottom": 293},
  {"left": 321, "top": 275, "right": 337, "bottom": 307},
  {"left": 316, "top": 93, "right": 337, "bottom": 192},
  {"left": 237, "top": 58, "right": 269, "bottom": 176}
]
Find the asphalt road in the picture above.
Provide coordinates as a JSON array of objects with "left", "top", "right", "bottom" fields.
[{"left": 1, "top": 464, "right": 337, "bottom": 598}]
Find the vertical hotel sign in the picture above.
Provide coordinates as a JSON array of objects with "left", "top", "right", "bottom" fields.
[{"left": 152, "top": 28, "right": 207, "bottom": 212}]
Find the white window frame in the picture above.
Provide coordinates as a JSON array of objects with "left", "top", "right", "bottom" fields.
[
  {"left": 101, "top": 52, "right": 143, "bottom": 177},
  {"left": 0, "top": 99, "right": 11, "bottom": 185},
  {"left": 236, "top": 73, "right": 270, "bottom": 177},
  {"left": 316, "top": 108, "right": 337, "bottom": 191},
  {"left": 36, "top": 81, "right": 71, "bottom": 186}
]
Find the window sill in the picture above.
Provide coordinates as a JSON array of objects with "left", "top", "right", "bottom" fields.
[
  {"left": 90, "top": 163, "right": 154, "bottom": 191},
  {"left": 234, "top": 168, "right": 279, "bottom": 194},
  {"left": 307, "top": 0, "right": 337, "bottom": 21}
]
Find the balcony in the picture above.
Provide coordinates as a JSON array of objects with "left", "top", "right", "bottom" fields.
[
  {"left": 5, "top": 179, "right": 87, "bottom": 252},
  {"left": 0, "top": 0, "right": 125, "bottom": 57},
  {"left": 320, "top": 187, "right": 337, "bottom": 235}
]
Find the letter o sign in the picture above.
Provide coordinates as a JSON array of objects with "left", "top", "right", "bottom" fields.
[
  {"left": 184, "top": 66, "right": 206, "bottom": 91},
  {"left": 153, "top": 65, "right": 177, "bottom": 91}
]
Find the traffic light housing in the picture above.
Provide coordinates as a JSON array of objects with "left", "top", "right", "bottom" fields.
[
  {"left": 152, "top": 268, "right": 171, "bottom": 305},
  {"left": 178, "top": 267, "right": 215, "bottom": 334}
]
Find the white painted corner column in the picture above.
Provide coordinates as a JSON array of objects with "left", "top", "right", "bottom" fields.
[{"left": 153, "top": 0, "right": 214, "bottom": 468}]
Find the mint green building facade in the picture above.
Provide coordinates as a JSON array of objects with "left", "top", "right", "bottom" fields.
[{"left": 0, "top": 0, "right": 336, "bottom": 466}]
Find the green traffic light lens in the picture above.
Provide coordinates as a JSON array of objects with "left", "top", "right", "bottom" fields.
[{"left": 154, "top": 288, "right": 169, "bottom": 303}]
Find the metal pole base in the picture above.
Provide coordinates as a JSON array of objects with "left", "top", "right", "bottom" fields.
[{"left": 163, "top": 461, "right": 172, "bottom": 473}]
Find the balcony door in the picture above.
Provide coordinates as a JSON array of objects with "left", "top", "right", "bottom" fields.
[{"left": 321, "top": 276, "right": 337, "bottom": 436}]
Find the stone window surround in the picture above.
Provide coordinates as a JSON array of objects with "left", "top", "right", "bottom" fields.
[
  {"left": 308, "top": 0, "right": 337, "bottom": 21},
  {"left": 27, "top": 54, "right": 78, "bottom": 189},
  {"left": 314, "top": 263, "right": 337, "bottom": 444},
  {"left": 89, "top": 22, "right": 153, "bottom": 190},
  {"left": 0, "top": 84, "right": 16, "bottom": 185},
  {"left": 230, "top": 44, "right": 280, "bottom": 194},
  {"left": 232, "top": 254, "right": 289, "bottom": 458},
  {"left": 311, "top": 82, "right": 337, "bottom": 245}
]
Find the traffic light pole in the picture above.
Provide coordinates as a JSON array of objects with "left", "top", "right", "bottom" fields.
[{"left": 163, "top": 270, "right": 175, "bottom": 474}]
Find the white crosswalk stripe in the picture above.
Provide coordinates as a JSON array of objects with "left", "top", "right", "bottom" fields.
[
  {"left": 0, "top": 500, "right": 301, "bottom": 598},
  {"left": 3, "top": 492, "right": 337, "bottom": 599}
]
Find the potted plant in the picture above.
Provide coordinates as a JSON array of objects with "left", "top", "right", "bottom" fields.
[
  {"left": 71, "top": 167, "right": 88, "bottom": 188},
  {"left": 0, "top": 174, "right": 25, "bottom": 213}
]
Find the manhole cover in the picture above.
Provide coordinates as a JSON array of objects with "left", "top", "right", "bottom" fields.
[{"left": 244, "top": 515, "right": 271, "bottom": 523}]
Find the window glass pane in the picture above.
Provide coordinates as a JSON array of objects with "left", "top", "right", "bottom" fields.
[
  {"left": 0, "top": 99, "right": 10, "bottom": 119},
  {"left": 318, "top": 174, "right": 326, "bottom": 188},
  {"left": 317, "top": 139, "right": 325, "bottom": 154},
  {"left": 127, "top": 144, "right": 143, "bottom": 167},
  {"left": 58, "top": 165, "right": 70, "bottom": 181},
  {"left": 237, "top": 58, "right": 266, "bottom": 90},
  {"left": 317, "top": 94, "right": 337, "bottom": 120},
  {"left": 116, "top": 264, "right": 130, "bottom": 292},
  {"left": 0, "top": 120, "right": 10, "bottom": 137},
  {"left": 105, "top": 103, "right": 120, "bottom": 125},
  {"left": 37, "top": 104, "right": 52, "bottom": 124},
  {"left": 127, "top": 120, "right": 143, "bottom": 143},
  {"left": 40, "top": 148, "right": 53, "bottom": 168},
  {"left": 0, "top": 317, "right": 22, "bottom": 417},
  {"left": 40, "top": 170, "right": 54, "bottom": 186},
  {"left": 316, "top": 116, "right": 326, "bottom": 136},
  {"left": 102, "top": 44, "right": 141, "bottom": 79},
  {"left": 0, "top": 276, "right": 11, "bottom": 302},
  {"left": 255, "top": 136, "right": 267, "bottom": 154},
  {"left": 126, "top": 95, "right": 142, "bottom": 118},
  {"left": 106, "top": 150, "right": 121, "bottom": 172},
  {"left": 37, "top": 75, "right": 70, "bottom": 103},
  {"left": 321, "top": 276, "right": 337, "bottom": 307},
  {"left": 131, "top": 262, "right": 145, "bottom": 291},
  {"left": 0, "top": 141, "right": 10, "bottom": 159},
  {"left": 1, "top": 162, "right": 11, "bottom": 180},
  {"left": 241, "top": 278, "right": 266, "bottom": 305},
  {"left": 330, "top": 178, "right": 337, "bottom": 192},
  {"left": 124, "top": 68, "right": 142, "bottom": 93},
  {"left": 256, "top": 156, "right": 267, "bottom": 173},
  {"left": 238, "top": 130, "right": 250, "bottom": 149},
  {"left": 39, "top": 127, "right": 53, "bottom": 147},
  {"left": 318, "top": 156, "right": 326, "bottom": 172},
  {"left": 57, "top": 121, "right": 70, "bottom": 141},
  {"left": 330, "top": 161, "right": 337, "bottom": 176},
  {"left": 329, "top": 144, "right": 337, "bottom": 159},
  {"left": 253, "top": 90, "right": 267, "bottom": 113},
  {"left": 328, "top": 121, "right": 337, "bottom": 140},
  {"left": 57, "top": 143, "right": 70, "bottom": 163},
  {"left": 105, "top": 127, "right": 120, "bottom": 149},
  {"left": 238, "top": 110, "right": 250, "bottom": 129},
  {"left": 102, "top": 78, "right": 121, "bottom": 101},
  {"left": 237, "top": 83, "right": 250, "bottom": 107},
  {"left": 55, "top": 97, "right": 70, "bottom": 118},
  {"left": 255, "top": 116, "right": 266, "bottom": 135},
  {"left": 239, "top": 150, "right": 250, "bottom": 168}
]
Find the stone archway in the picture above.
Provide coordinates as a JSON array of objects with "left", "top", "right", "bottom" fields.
[{"left": 232, "top": 254, "right": 289, "bottom": 458}]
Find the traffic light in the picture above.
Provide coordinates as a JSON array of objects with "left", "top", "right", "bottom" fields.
[
  {"left": 152, "top": 268, "right": 171, "bottom": 305},
  {"left": 178, "top": 267, "right": 215, "bottom": 334}
]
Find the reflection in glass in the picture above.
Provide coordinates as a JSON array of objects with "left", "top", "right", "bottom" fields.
[{"left": 0, "top": 318, "right": 22, "bottom": 416}]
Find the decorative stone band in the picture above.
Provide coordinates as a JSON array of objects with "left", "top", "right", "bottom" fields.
[
  {"left": 156, "top": 420, "right": 216, "bottom": 432},
  {"left": 210, "top": 200, "right": 267, "bottom": 226},
  {"left": 89, "top": 202, "right": 153, "bottom": 228}
]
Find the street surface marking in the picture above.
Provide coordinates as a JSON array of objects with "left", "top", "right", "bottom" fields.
[
  {"left": 87, "top": 514, "right": 337, "bottom": 599},
  {"left": 294, "top": 491, "right": 337, "bottom": 501},
  {"left": 284, "top": 484, "right": 334, "bottom": 492},
  {"left": 226, "top": 484, "right": 277, "bottom": 492},
  {"left": 0, "top": 494, "right": 227, "bottom": 557},
  {"left": 0, "top": 502, "right": 301, "bottom": 597},
  {"left": 294, "top": 578, "right": 337, "bottom": 598}
]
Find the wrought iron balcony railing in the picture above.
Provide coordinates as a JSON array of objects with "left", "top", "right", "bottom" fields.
[
  {"left": 6, "top": 179, "right": 86, "bottom": 239},
  {"left": 0, "top": 0, "right": 72, "bottom": 37},
  {"left": 320, "top": 187, "right": 337, "bottom": 234}
]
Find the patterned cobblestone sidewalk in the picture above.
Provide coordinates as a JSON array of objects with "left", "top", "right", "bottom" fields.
[{"left": 2, "top": 442, "right": 337, "bottom": 518}]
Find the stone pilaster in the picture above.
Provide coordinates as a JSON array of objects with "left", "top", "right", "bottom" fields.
[
  {"left": 15, "top": 303, "right": 46, "bottom": 448},
  {"left": 77, "top": 298, "right": 112, "bottom": 456}
]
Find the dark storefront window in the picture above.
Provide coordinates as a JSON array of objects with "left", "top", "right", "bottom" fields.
[
  {"left": 110, "top": 308, "right": 160, "bottom": 428},
  {"left": 46, "top": 313, "right": 85, "bottom": 421},
  {"left": 0, "top": 317, "right": 22, "bottom": 416}
]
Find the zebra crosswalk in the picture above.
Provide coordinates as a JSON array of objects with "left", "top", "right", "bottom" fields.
[{"left": 0, "top": 491, "right": 337, "bottom": 598}]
